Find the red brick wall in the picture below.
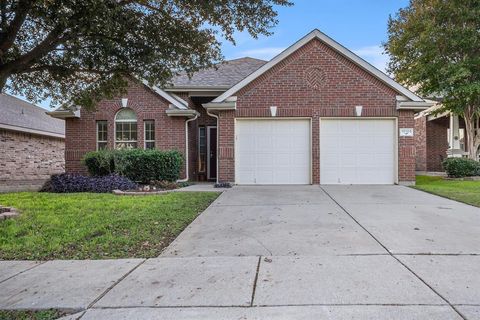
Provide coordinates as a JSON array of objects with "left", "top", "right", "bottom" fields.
[
  {"left": 217, "top": 38, "right": 416, "bottom": 184},
  {"left": 0, "top": 129, "right": 64, "bottom": 192},
  {"left": 65, "top": 81, "right": 186, "bottom": 175},
  {"left": 414, "top": 116, "right": 427, "bottom": 171},
  {"left": 425, "top": 117, "right": 449, "bottom": 172}
]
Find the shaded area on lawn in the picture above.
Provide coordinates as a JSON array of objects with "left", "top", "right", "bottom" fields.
[
  {"left": 0, "top": 192, "right": 219, "bottom": 260},
  {"left": 0, "top": 309, "right": 67, "bottom": 320},
  {"left": 414, "top": 175, "right": 480, "bottom": 207}
]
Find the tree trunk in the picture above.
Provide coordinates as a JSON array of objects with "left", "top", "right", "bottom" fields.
[
  {"left": 0, "top": 71, "right": 7, "bottom": 92},
  {"left": 463, "top": 106, "right": 479, "bottom": 160}
]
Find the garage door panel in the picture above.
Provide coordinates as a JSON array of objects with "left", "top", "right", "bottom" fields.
[
  {"left": 236, "top": 119, "right": 311, "bottom": 185},
  {"left": 320, "top": 119, "right": 395, "bottom": 185}
]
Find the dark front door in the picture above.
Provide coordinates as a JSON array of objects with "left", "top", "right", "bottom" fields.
[{"left": 207, "top": 127, "right": 217, "bottom": 180}]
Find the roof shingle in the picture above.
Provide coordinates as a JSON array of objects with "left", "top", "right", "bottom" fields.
[
  {"left": 0, "top": 94, "right": 65, "bottom": 136},
  {"left": 170, "top": 57, "right": 267, "bottom": 88}
]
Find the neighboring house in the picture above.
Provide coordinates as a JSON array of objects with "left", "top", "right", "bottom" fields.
[
  {"left": 0, "top": 94, "right": 65, "bottom": 192},
  {"left": 415, "top": 102, "right": 475, "bottom": 172},
  {"left": 49, "top": 29, "right": 432, "bottom": 185}
]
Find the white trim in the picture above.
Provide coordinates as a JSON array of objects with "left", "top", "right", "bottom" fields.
[
  {"left": 96, "top": 120, "right": 108, "bottom": 150},
  {"left": 140, "top": 79, "right": 188, "bottom": 109},
  {"left": 0, "top": 123, "right": 65, "bottom": 139},
  {"left": 114, "top": 109, "right": 138, "bottom": 148},
  {"left": 318, "top": 117, "right": 399, "bottom": 185},
  {"left": 396, "top": 101, "right": 433, "bottom": 110},
  {"left": 202, "top": 101, "right": 236, "bottom": 111},
  {"left": 47, "top": 108, "right": 81, "bottom": 119},
  {"left": 234, "top": 117, "right": 313, "bottom": 185},
  {"left": 164, "top": 86, "right": 230, "bottom": 92},
  {"left": 213, "top": 29, "right": 424, "bottom": 104},
  {"left": 165, "top": 109, "right": 199, "bottom": 118},
  {"left": 143, "top": 120, "right": 155, "bottom": 149},
  {"left": 207, "top": 126, "right": 217, "bottom": 181}
]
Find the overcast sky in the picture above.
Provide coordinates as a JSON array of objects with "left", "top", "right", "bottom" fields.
[{"left": 17, "top": 0, "right": 409, "bottom": 109}]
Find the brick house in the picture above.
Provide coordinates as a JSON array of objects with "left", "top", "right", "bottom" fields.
[
  {"left": 0, "top": 94, "right": 65, "bottom": 192},
  {"left": 415, "top": 103, "right": 474, "bottom": 172},
  {"left": 50, "top": 29, "right": 432, "bottom": 185}
]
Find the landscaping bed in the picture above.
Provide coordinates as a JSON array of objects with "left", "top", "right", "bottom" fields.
[
  {"left": 414, "top": 175, "right": 480, "bottom": 207},
  {"left": 0, "top": 192, "right": 219, "bottom": 260}
]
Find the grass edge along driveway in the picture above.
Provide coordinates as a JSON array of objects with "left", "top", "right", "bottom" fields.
[
  {"left": 414, "top": 175, "right": 480, "bottom": 207},
  {"left": 0, "top": 192, "right": 219, "bottom": 260}
]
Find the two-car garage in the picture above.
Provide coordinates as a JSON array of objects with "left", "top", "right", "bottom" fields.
[{"left": 235, "top": 118, "right": 396, "bottom": 185}]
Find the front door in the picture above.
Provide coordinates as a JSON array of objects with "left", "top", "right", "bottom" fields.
[{"left": 207, "top": 126, "right": 217, "bottom": 180}]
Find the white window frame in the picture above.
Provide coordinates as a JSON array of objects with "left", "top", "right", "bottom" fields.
[
  {"left": 114, "top": 108, "right": 137, "bottom": 149},
  {"left": 144, "top": 120, "right": 155, "bottom": 149},
  {"left": 96, "top": 120, "right": 108, "bottom": 150}
]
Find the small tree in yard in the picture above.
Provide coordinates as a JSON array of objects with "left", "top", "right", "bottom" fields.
[
  {"left": 384, "top": 0, "right": 480, "bottom": 159},
  {"left": 0, "top": 0, "right": 291, "bottom": 109}
]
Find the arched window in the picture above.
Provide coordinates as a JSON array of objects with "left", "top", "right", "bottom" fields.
[{"left": 115, "top": 108, "right": 137, "bottom": 149}]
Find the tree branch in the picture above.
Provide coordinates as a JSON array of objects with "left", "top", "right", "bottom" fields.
[{"left": 0, "top": 0, "right": 32, "bottom": 57}]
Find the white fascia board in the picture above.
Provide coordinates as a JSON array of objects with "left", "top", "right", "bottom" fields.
[
  {"left": 141, "top": 79, "right": 188, "bottom": 109},
  {"left": 164, "top": 85, "right": 230, "bottom": 92},
  {"left": 46, "top": 108, "right": 81, "bottom": 119},
  {"left": 202, "top": 101, "right": 236, "bottom": 111},
  {"left": 0, "top": 123, "right": 65, "bottom": 139},
  {"left": 213, "top": 29, "right": 424, "bottom": 103},
  {"left": 165, "top": 108, "right": 199, "bottom": 118},
  {"left": 396, "top": 101, "right": 433, "bottom": 110}
]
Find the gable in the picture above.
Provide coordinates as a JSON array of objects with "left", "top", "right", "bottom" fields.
[{"left": 213, "top": 29, "right": 424, "bottom": 104}]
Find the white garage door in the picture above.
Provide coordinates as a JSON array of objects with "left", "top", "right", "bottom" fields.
[
  {"left": 236, "top": 119, "right": 311, "bottom": 184},
  {"left": 320, "top": 119, "right": 396, "bottom": 184}
]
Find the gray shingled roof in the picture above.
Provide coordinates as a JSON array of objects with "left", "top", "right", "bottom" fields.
[
  {"left": 170, "top": 57, "right": 267, "bottom": 88},
  {"left": 0, "top": 94, "right": 65, "bottom": 136}
]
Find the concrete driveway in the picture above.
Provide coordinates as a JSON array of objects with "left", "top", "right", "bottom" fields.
[{"left": 1, "top": 185, "right": 479, "bottom": 319}]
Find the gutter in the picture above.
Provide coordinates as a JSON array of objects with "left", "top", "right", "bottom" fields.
[
  {"left": 165, "top": 109, "right": 199, "bottom": 118},
  {"left": 168, "top": 109, "right": 200, "bottom": 183},
  {"left": 202, "top": 101, "right": 236, "bottom": 111},
  {"left": 47, "top": 109, "right": 81, "bottom": 119}
]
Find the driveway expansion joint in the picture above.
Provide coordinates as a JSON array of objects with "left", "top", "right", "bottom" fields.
[
  {"left": 88, "top": 259, "right": 147, "bottom": 309},
  {"left": 320, "top": 186, "right": 468, "bottom": 320},
  {"left": 249, "top": 256, "right": 262, "bottom": 306},
  {"left": 0, "top": 261, "right": 47, "bottom": 285}
]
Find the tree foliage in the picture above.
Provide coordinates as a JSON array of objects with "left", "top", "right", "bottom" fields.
[
  {"left": 0, "top": 0, "right": 291, "bottom": 109},
  {"left": 384, "top": 0, "right": 480, "bottom": 158}
]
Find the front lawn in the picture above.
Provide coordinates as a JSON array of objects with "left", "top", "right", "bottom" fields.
[
  {"left": 414, "top": 175, "right": 480, "bottom": 207},
  {"left": 0, "top": 192, "right": 219, "bottom": 260}
]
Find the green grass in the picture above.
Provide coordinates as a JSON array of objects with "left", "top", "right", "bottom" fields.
[
  {"left": 414, "top": 175, "right": 480, "bottom": 207},
  {"left": 0, "top": 309, "right": 67, "bottom": 320},
  {"left": 0, "top": 192, "right": 219, "bottom": 260}
]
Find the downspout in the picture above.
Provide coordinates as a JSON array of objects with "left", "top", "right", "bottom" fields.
[
  {"left": 177, "top": 113, "right": 199, "bottom": 183},
  {"left": 206, "top": 110, "right": 219, "bottom": 184}
]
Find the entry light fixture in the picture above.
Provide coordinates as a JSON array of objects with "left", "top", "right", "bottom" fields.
[
  {"left": 121, "top": 98, "right": 128, "bottom": 108},
  {"left": 270, "top": 106, "right": 277, "bottom": 117},
  {"left": 355, "top": 105, "right": 363, "bottom": 117}
]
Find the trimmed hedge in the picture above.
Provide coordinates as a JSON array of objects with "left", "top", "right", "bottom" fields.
[
  {"left": 82, "top": 149, "right": 183, "bottom": 183},
  {"left": 41, "top": 174, "right": 137, "bottom": 193},
  {"left": 442, "top": 157, "right": 480, "bottom": 178},
  {"left": 83, "top": 150, "right": 115, "bottom": 176}
]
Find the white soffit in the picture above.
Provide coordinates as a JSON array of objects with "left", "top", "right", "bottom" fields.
[{"left": 213, "top": 29, "right": 424, "bottom": 103}]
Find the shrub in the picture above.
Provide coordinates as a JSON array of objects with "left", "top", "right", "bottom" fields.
[
  {"left": 83, "top": 150, "right": 116, "bottom": 176},
  {"left": 82, "top": 149, "right": 183, "bottom": 184},
  {"left": 442, "top": 157, "right": 480, "bottom": 178},
  {"left": 41, "top": 174, "right": 137, "bottom": 193},
  {"left": 113, "top": 149, "right": 183, "bottom": 183}
]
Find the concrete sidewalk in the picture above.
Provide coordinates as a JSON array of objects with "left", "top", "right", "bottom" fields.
[{"left": 1, "top": 185, "right": 480, "bottom": 319}]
